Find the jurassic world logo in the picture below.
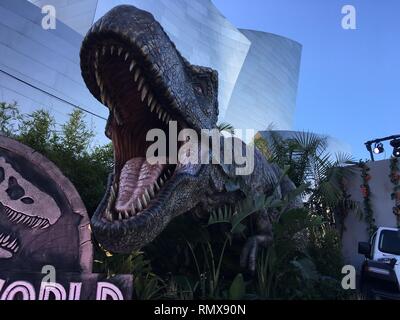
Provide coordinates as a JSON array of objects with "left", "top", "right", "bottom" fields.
[{"left": 0, "top": 135, "right": 133, "bottom": 300}]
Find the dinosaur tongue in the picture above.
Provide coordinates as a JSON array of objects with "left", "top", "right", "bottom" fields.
[{"left": 115, "top": 158, "right": 165, "bottom": 212}]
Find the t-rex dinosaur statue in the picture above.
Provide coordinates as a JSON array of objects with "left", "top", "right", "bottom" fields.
[{"left": 80, "top": 5, "right": 301, "bottom": 272}]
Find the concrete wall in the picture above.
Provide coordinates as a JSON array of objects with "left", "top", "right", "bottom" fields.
[{"left": 342, "top": 159, "right": 398, "bottom": 270}]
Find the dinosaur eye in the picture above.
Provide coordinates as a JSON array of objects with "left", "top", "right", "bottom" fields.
[
  {"left": 21, "top": 197, "right": 34, "bottom": 204},
  {"left": 0, "top": 167, "right": 4, "bottom": 183},
  {"left": 194, "top": 84, "right": 204, "bottom": 95}
]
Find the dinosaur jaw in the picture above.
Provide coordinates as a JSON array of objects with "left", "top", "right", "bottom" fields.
[{"left": 85, "top": 39, "right": 189, "bottom": 223}]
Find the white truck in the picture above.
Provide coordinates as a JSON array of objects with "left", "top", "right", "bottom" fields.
[{"left": 358, "top": 227, "right": 400, "bottom": 299}]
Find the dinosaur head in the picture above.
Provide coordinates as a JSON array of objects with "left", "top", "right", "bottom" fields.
[{"left": 80, "top": 5, "right": 219, "bottom": 253}]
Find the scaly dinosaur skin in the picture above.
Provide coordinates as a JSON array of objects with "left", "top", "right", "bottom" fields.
[{"left": 80, "top": 5, "right": 300, "bottom": 271}]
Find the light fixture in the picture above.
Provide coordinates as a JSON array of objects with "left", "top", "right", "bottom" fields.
[
  {"left": 365, "top": 134, "right": 400, "bottom": 161},
  {"left": 373, "top": 142, "right": 384, "bottom": 155},
  {"left": 391, "top": 139, "right": 400, "bottom": 158}
]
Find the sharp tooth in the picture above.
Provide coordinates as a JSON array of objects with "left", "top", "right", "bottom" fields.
[
  {"left": 141, "top": 86, "right": 148, "bottom": 102},
  {"left": 33, "top": 219, "right": 41, "bottom": 228},
  {"left": 162, "top": 112, "right": 168, "bottom": 122},
  {"left": 149, "top": 186, "right": 155, "bottom": 198},
  {"left": 137, "top": 77, "right": 144, "bottom": 90},
  {"left": 131, "top": 204, "right": 136, "bottom": 215},
  {"left": 144, "top": 189, "right": 151, "bottom": 201},
  {"left": 150, "top": 101, "right": 157, "bottom": 112},
  {"left": 142, "top": 194, "right": 148, "bottom": 207},
  {"left": 124, "top": 210, "right": 130, "bottom": 219},
  {"left": 110, "top": 46, "right": 114, "bottom": 55},
  {"left": 11, "top": 242, "right": 17, "bottom": 251},
  {"left": 110, "top": 185, "right": 116, "bottom": 199},
  {"left": 95, "top": 71, "right": 101, "bottom": 87},
  {"left": 154, "top": 181, "right": 160, "bottom": 191},
  {"left": 24, "top": 216, "right": 30, "bottom": 225},
  {"left": 95, "top": 50, "right": 99, "bottom": 60},
  {"left": 105, "top": 211, "right": 112, "bottom": 221},
  {"left": 9, "top": 239, "right": 17, "bottom": 248},
  {"left": 156, "top": 104, "right": 161, "bottom": 114},
  {"left": 102, "top": 46, "right": 106, "bottom": 55},
  {"left": 134, "top": 69, "right": 141, "bottom": 82},
  {"left": 159, "top": 177, "right": 164, "bottom": 186},
  {"left": 114, "top": 110, "right": 122, "bottom": 125},
  {"left": 137, "top": 198, "right": 143, "bottom": 211},
  {"left": 165, "top": 115, "right": 171, "bottom": 123},
  {"left": 129, "top": 60, "right": 136, "bottom": 72},
  {"left": 118, "top": 212, "right": 123, "bottom": 220},
  {"left": 124, "top": 52, "right": 129, "bottom": 61},
  {"left": 107, "top": 98, "right": 113, "bottom": 110},
  {"left": 40, "top": 221, "right": 49, "bottom": 229},
  {"left": 147, "top": 93, "right": 154, "bottom": 106},
  {"left": 118, "top": 47, "right": 123, "bottom": 56},
  {"left": 3, "top": 235, "right": 10, "bottom": 243},
  {"left": 101, "top": 92, "right": 106, "bottom": 105},
  {"left": 158, "top": 110, "right": 163, "bottom": 120}
]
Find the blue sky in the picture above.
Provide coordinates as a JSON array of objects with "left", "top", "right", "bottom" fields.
[{"left": 212, "top": 0, "right": 400, "bottom": 160}]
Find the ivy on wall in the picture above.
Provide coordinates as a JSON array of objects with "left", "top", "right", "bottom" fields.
[
  {"left": 358, "top": 161, "right": 377, "bottom": 236},
  {"left": 389, "top": 157, "right": 400, "bottom": 227}
]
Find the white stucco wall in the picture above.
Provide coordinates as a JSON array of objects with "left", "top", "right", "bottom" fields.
[{"left": 341, "top": 159, "right": 398, "bottom": 270}]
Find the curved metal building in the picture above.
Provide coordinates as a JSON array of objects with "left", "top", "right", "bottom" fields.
[
  {"left": 25, "top": 0, "right": 302, "bottom": 128},
  {"left": 29, "top": 0, "right": 252, "bottom": 118},
  {"left": 224, "top": 30, "right": 302, "bottom": 133},
  {"left": 1, "top": 0, "right": 306, "bottom": 147}
]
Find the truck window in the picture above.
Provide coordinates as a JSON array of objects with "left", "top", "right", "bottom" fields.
[
  {"left": 378, "top": 230, "right": 400, "bottom": 255},
  {"left": 370, "top": 232, "right": 376, "bottom": 257}
]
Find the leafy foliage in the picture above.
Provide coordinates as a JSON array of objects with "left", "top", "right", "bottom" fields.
[
  {"left": 216, "top": 122, "right": 235, "bottom": 135},
  {"left": 254, "top": 131, "right": 361, "bottom": 224},
  {"left": 0, "top": 102, "right": 353, "bottom": 299},
  {"left": 0, "top": 102, "right": 112, "bottom": 215}
]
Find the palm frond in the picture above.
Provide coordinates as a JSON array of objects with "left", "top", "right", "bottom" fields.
[{"left": 216, "top": 122, "right": 235, "bottom": 134}]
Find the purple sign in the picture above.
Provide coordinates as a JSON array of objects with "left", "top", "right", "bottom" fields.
[{"left": 0, "top": 136, "right": 133, "bottom": 300}]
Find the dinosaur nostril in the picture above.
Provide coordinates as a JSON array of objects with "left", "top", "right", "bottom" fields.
[{"left": 6, "top": 177, "right": 25, "bottom": 200}]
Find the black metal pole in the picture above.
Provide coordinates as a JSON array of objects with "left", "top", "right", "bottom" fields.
[
  {"left": 365, "top": 142, "right": 375, "bottom": 161},
  {"left": 364, "top": 134, "right": 400, "bottom": 161}
]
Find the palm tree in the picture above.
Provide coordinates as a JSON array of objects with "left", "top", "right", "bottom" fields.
[
  {"left": 254, "top": 131, "right": 360, "bottom": 225},
  {"left": 216, "top": 122, "right": 235, "bottom": 135}
]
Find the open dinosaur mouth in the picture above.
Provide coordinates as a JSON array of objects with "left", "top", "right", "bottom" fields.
[
  {"left": 88, "top": 40, "right": 185, "bottom": 222},
  {"left": 0, "top": 232, "right": 19, "bottom": 258},
  {"left": 3, "top": 204, "right": 50, "bottom": 229}
]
